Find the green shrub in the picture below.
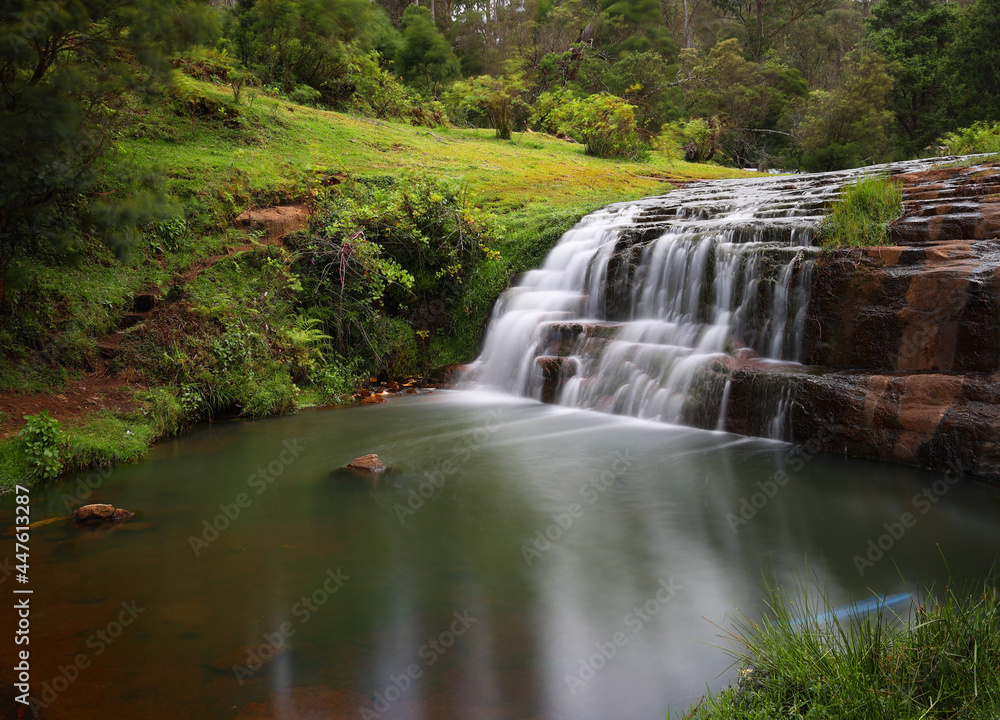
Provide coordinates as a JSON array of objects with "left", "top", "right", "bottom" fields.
[
  {"left": 296, "top": 174, "right": 499, "bottom": 375},
  {"left": 18, "top": 411, "right": 65, "bottom": 480},
  {"left": 239, "top": 368, "right": 298, "bottom": 418},
  {"left": 445, "top": 73, "right": 528, "bottom": 140},
  {"left": 528, "top": 87, "right": 576, "bottom": 135},
  {"left": 346, "top": 51, "right": 415, "bottom": 120},
  {"left": 816, "top": 174, "right": 904, "bottom": 249},
  {"left": 550, "top": 93, "right": 646, "bottom": 160},
  {"left": 658, "top": 118, "right": 722, "bottom": 163},
  {"left": 135, "top": 386, "right": 187, "bottom": 436},
  {"left": 363, "top": 316, "right": 419, "bottom": 377},
  {"left": 938, "top": 121, "right": 1000, "bottom": 156}
]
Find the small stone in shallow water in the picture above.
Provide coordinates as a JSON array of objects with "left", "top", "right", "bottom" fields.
[
  {"left": 346, "top": 454, "right": 386, "bottom": 473},
  {"left": 73, "top": 504, "right": 135, "bottom": 523}
]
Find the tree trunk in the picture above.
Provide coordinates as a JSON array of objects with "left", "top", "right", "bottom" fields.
[{"left": 682, "top": 0, "right": 691, "bottom": 48}]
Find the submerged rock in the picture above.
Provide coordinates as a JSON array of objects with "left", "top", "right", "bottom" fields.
[
  {"left": 73, "top": 504, "right": 135, "bottom": 523},
  {"left": 346, "top": 454, "right": 386, "bottom": 473}
]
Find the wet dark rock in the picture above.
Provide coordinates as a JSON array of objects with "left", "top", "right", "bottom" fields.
[
  {"left": 428, "top": 364, "right": 466, "bottom": 387},
  {"left": 536, "top": 356, "right": 578, "bottom": 404}
]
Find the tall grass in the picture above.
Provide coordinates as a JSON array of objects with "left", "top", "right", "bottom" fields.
[
  {"left": 817, "top": 173, "right": 904, "bottom": 249},
  {"left": 684, "top": 573, "right": 1000, "bottom": 719}
]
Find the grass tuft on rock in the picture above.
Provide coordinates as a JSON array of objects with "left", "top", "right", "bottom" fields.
[{"left": 817, "top": 173, "right": 904, "bottom": 248}]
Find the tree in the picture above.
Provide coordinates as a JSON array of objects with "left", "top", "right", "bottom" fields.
[
  {"left": 708, "top": 0, "right": 834, "bottom": 60},
  {"left": 446, "top": 73, "right": 528, "bottom": 139},
  {"left": 396, "top": 5, "right": 460, "bottom": 97},
  {"left": 782, "top": 3, "right": 865, "bottom": 90},
  {"left": 949, "top": 0, "right": 1000, "bottom": 124},
  {"left": 227, "top": 0, "right": 399, "bottom": 98},
  {"left": 795, "top": 51, "right": 894, "bottom": 170},
  {"left": 867, "top": 0, "right": 959, "bottom": 155},
  {"left": 597, "top": 0, "right": 676, "bottom": 57},
  {"left": 682, "top": 39, "right": 807, "bottom": 166},
  {"left": 0, "top": 0, "right": 213, "bottom": 293},
  {"left": 579, "top": 50, "right": 682, "bottom": 131}
]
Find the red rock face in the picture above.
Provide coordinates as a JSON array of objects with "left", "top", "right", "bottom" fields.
[{"left": 729, "top": 163, "right": 1000, "bottom": 481}]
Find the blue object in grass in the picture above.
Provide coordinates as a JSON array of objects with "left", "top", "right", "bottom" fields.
[{"left": 791, "top": 592, "right": 913, "bottom": 629}]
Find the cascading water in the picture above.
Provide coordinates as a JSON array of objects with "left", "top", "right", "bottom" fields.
[{"left": 465, "top": 159, "right": 946, "bottom": 437}]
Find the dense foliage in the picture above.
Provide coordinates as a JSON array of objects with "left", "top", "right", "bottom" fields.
[{"left": 293, "top": 175, "right": 498, "bottom": 375}]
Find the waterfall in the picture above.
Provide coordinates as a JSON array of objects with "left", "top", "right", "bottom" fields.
[{"left": 463, "top": 160, "right": 945, "bottom": 436}]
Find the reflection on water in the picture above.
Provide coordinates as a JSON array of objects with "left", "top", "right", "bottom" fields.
[{"left": 2, "top": 391, "right": 999, "bottom": 719}]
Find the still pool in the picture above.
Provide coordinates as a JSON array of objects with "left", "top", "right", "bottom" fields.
[{"left": 3, "top": 390, "right": 999, "bottom": 719}]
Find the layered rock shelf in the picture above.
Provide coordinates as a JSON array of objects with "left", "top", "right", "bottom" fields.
[{"left": 725, "top": 163, "right": 1000, "bottom": 481}]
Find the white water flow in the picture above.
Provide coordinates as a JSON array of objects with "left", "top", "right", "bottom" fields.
[{"left": 466, "top": 160, "right": 944, "bottom": 436}]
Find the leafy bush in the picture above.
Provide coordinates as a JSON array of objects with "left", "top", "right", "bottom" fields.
[
  {"left": 407, "top": 98, "right": 449, "bottom": 128},
  {"left": 446, "top": 73, "right": 528, "bottom": 139},
  {"left": 550, "top": 93, "right": 646, "bottom": 159},
  {"left": 346, "top": 51, "right": 415, "bottom": 120},
  {"left": 658, "top": 118, "right": 722, "bottom": 162},
  {"left": 289, "top": 84, "right": 322, "bottom": 106},
  {"left": 295, "top": 174, "right": 498, "bottom": 375},
  {"left": 239, "top": 369, "right": 298, "bottom": 418},
  {"left": 18, "top": 411, "right": 65, "bottom": 480},
  {"left": 171, "top": 48, "right": 240, "bottom": 83},
  {"left": 816, "top": 174, "right": 904, "bottom": 248},
  {"left": 528, "top": 87, "right": 577, "bottom": 135},
  {"left": 279, "top": 314, "right": 332, "bottom": 382},
  {"left": 938, "top": 121, "right": 1000, "bottom": 155}
]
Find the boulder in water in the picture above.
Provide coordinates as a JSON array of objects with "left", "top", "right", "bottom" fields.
[
  {"left": 74, "top": 504, "right": 135, "bottom": 523},
  {"left": 346, "top": 454, "right": 386, "bottom": 473}
]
